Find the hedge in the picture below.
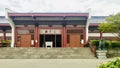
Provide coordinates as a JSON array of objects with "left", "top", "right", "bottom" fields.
[
  {"left": 91, "top": 40, "right": 120, "bottom": 49},
  {"left": 111, "top": 41, "right": 120, "bottom": 48}
]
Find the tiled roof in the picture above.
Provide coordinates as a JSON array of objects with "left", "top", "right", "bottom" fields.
[
  {"left": 89, "top": 16, "right": 107, "bottom": 23},
  {"left": 0, "top": 16, "right": 9, "bottom": 23},
  {"left": 8, "top": 13, "right": 89, "bottom": 17},
  {"left": 0, "top": 16, "right": 108, "bottom": 24}
]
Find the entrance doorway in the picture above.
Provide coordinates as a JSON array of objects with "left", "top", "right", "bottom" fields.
[
  {"left": 40, "top": 35, "right": 61, "bottom": 47},
  {"left": 67, "top": 29, "right": 84, "bottom": 47},
  {"left": 20, "top": 34, "right": 31, "bottom": 47},
  {"left": 70, "top": 34, "right": 80, "bottom": 47}
]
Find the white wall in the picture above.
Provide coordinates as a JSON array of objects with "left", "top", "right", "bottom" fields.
[
  {"left": 88, "top": 33, "right": 118, "bottom": 37},
  {"left": 0, "top": 33, "right": 11, "bottom": 37}
]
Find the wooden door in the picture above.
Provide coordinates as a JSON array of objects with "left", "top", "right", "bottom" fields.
[
  {"left": 20, "top": 34, "right": 31, "bottom": 47},
  {"left": 70, "top": 34, "right": 80, "bottom": 47}
]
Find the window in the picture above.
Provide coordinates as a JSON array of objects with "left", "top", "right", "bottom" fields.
[
  {"left": 67, "top": 35, "right": 70, "bottom": 43},
  {"left": 81, "top": 35, "right": 83, "bottom": 39},
  {"left": 31, "top": 35, "right": 34, "bottom": 40}
]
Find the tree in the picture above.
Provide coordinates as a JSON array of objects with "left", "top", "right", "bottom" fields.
[{"left": 99, "top": 13, "right": 120, "bottom": 38}]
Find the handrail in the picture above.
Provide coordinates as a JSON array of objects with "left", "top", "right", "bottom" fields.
[{"left": 89, "top": 42, "right": 96, "bottom": 57}]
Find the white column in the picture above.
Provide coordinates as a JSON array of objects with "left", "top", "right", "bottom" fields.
[
  {"left": 86, "top": 18, "right": 90, "bottom": 42},
  {"left": 86, "top": 9, "right": 91, "bottom": 42},
  {"left": 86, "top": 26, "right": 88, "bottom": 42},
  {"left": 11, "top": 27, "right": 15, "bottom": 47},
  {"left": 5, "top": 8, "right": 15, "bottom": 47}
]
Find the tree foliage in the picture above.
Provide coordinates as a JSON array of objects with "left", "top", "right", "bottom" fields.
[
  {"left": 99, "top": 58, "right": 120, "bottom": 68},
  {"left": 99, "top": 22, "right": 114, "bottom": 32},
  {"left": 99, "top": 13, "right": 120, "bottom": 38}
]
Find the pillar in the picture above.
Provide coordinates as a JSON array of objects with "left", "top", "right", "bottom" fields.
[
  {"left": 3, "top": 30, "right": 6, "bottom": 40},
  {"left": 35, "top": 26, "right": 39, "bottom": 47},
  {"left": 62, "top": 27, "right": 66, "bottom": 47},
  {"left": 62, "top": 28, "right": 64, "bottom": 47},
  {"left": 86, "top": 25, "right": 89, "bottom": 42},
  {"left": 62, "top": 19, "right": 66, "bottom": 47},
  {"left": 11, "top": 27, "right": 15, "bottom": 47},
  {"left": 84, "top": 27, "right": 86, "bottom": 45}
]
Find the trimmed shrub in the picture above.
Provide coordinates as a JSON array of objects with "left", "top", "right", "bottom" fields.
[
  {"left": 91, "top": 40, "right": 99, "bottom": 48},
  {"left": 91, "top": 40, "right": 120, "bottom": 49},
  {"left": 91, "top": 40, "right": 111, "bottom": 49},
  {"left": 104, "top": 40, "right": 111, "bottom": 48},
  {"left": 111, "top": 41, "right": 120, "bottom": 48}
]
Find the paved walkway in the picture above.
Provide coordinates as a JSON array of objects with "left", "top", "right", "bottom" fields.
[{"left": 0, "top": 59, "right": 114, "bottom": 68}]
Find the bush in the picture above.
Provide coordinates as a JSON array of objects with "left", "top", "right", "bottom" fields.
[
  {"left": 91, "top": 40, "right": 111, "bottom": 49},
  {"left": 111, "top": 41, "right": 120, "bottom": 48},
  {"left": 99, "top": 58, "right": 120, "bottom": 68},
  {"left": 91, "top": 40, "right": 99, "bottom": 48},
  {"left": 91, "top": 40, "right": 120, "bottom": 49},
  {"left": 1, "top": 40, "right": 11, "bottom": 43},
  {"left": 104, "top": 40, "right": 111, "bottom": 48},
  {"left": 0, "top": 40, "right": 11, "bottom": 47}
]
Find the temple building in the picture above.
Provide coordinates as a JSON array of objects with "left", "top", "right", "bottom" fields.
[
  {"left": 6, "top": 12, "right": 89, "bottom": 47},
  {"left": 0, "top": 12, "right": 118, "bottom": 47}
]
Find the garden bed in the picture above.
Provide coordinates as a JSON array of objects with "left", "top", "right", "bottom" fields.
[
  {"left": 0, "top": 40, "right": 11, "bottom": 47},
  {"left": 91, "top": 40, "right": 120, "bottom": 58},
  {"left": 107, "top": 48, "right": 120, "bottom": 58}
]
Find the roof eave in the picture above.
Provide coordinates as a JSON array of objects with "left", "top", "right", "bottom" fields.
[{"left": 8, "top": 13, "right": 89, "bottom": 17}]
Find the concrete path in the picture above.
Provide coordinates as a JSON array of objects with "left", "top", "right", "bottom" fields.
[{"left": 0, "top": 59, "right": 114, "bottom": 68}]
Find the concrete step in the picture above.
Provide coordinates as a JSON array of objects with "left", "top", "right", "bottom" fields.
[{"left": 0, "top": 47, "right": 96, "bottom": 59}]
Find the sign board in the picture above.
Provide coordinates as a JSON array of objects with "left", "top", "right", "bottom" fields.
[
  {"left": 17, "top": 30, "right": 29, "bottom": 34},
  {"left": 67, "top": 30, "right": 83, "bottom": 33},
  {"left": 45, "top": 41, "right": 53, "bottom": 48},
  {"left": 40, "top": 29, "right": 61, "bottom": 34}
]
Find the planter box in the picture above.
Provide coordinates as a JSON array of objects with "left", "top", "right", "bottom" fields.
[
  {"left": 0, "top": 43, "right": 10, "bottom": 47},
  {"left": 96, "top": 50, "right": 107, "bottom": 59},
  {"left": 107, "top": 48, "right": 120, "bottom": 57}
]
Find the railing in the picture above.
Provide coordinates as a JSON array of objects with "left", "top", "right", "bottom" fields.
[{"left": 89, "top": 42, "right": 96, "bottom": 57}]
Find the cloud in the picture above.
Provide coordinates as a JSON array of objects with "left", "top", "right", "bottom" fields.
[
  {"left": 0, "top": 0, "right": 120, "bottom": 16},
  {"left": 103, "top": 0, "right": 120, "bottom": 5}
]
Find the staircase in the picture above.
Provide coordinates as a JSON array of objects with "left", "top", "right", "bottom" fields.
[{"left": 0, "top": 47, "right": 96, "bottom": 59}]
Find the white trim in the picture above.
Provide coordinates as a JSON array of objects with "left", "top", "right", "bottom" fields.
[
  {"left": 6, "top": 33, "right": 11, "bottom": 36},
  {"left": 0, "top": 33, "right": 3, "bottom": 36},
  {"left": 88, "top": 33, "right": 118, "bottom": 37},
  {"left": 0, "top": 33, "right": 11, "bottom": 36}
]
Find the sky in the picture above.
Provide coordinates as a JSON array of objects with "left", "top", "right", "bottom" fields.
[{"left": 0, "top": 0, "right": 120, "bottom": 16}]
